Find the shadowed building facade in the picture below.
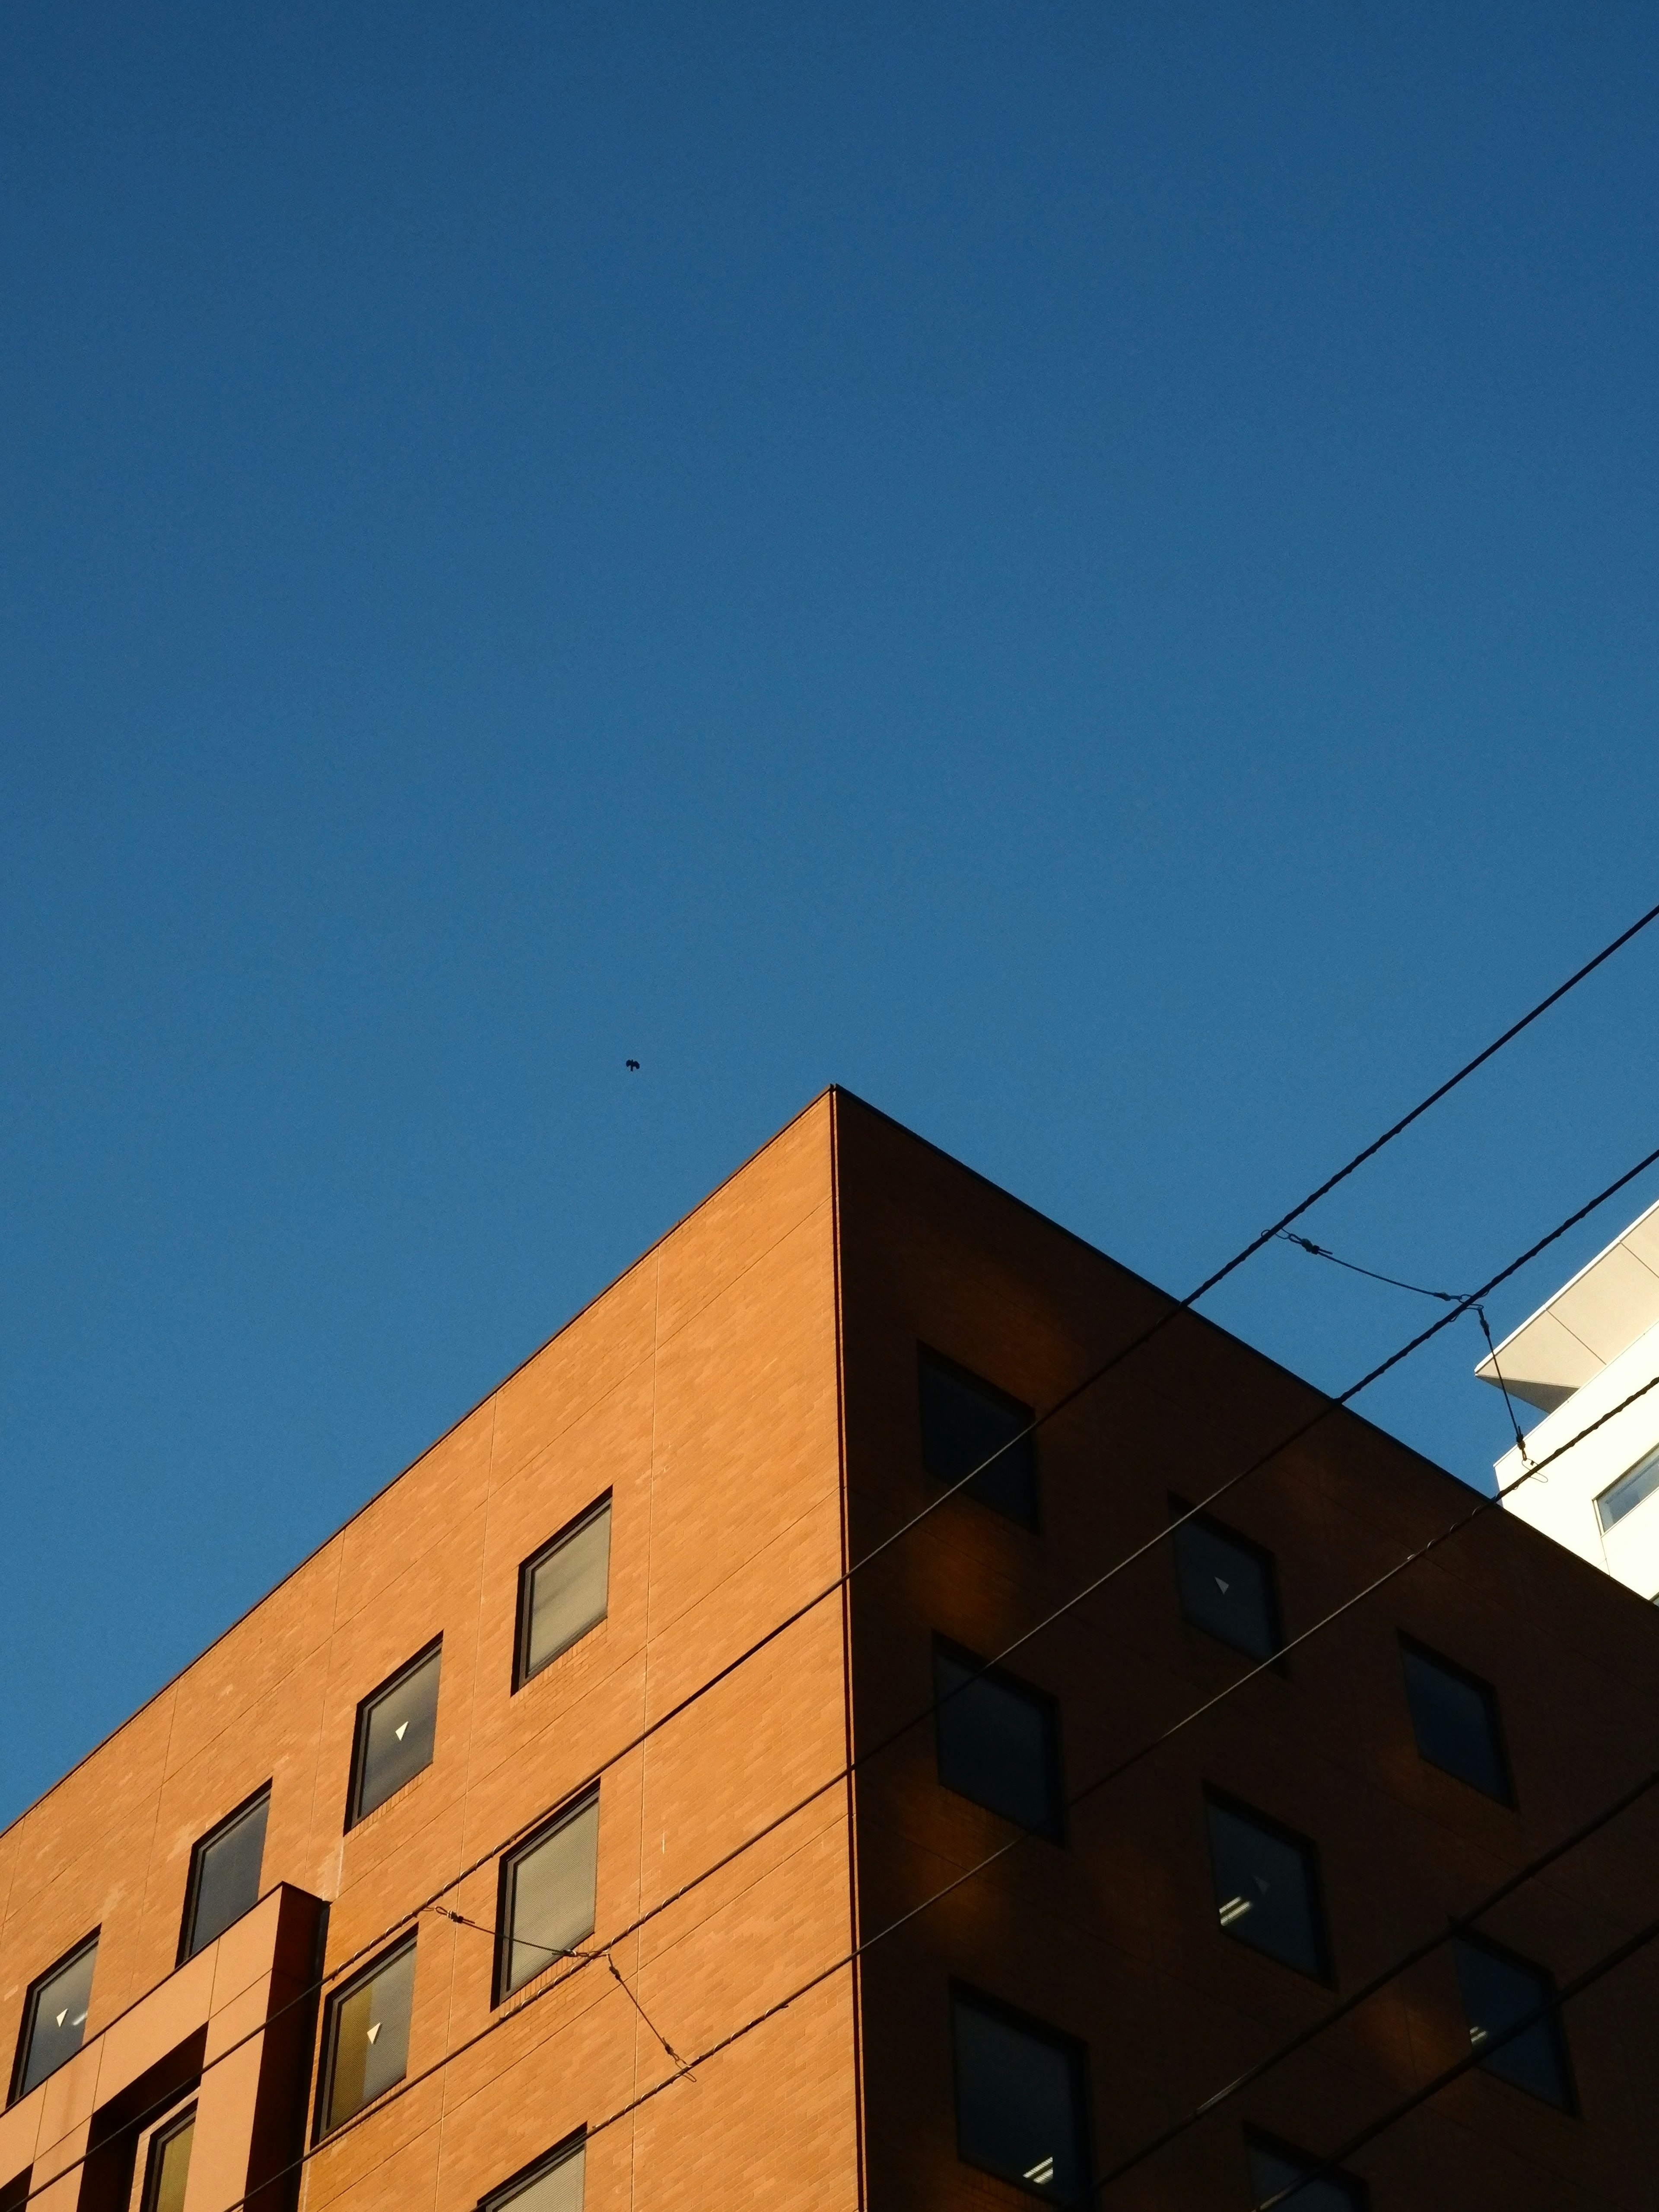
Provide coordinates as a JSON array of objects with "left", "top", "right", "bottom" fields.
[{"left": 4, "top": 1091, "right": 1659, "bottom": 2212}]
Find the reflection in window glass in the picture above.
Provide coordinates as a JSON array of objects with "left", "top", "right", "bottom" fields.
[
  {"left": 1174, "top": 1516, "right": 1280, "bottom": 1660},
  {"left": 934, "top": 1644, "right": 1063, "bottom": 1840},
  {"left": 320, "top": 1940, "right": 416, "bottom": 2136},
  {"left": 1401, "top": 1644, "right": 1510, "bottom": 1801},
  {"left": 140, "top": 2111, "right": 196, "bottom": 2212},
  {"left": 182, "top": 1789, "right": 271, "bottom": 1960},
  {"left": 1247, "top": 2134, "right": 1367, "bottom": 2209},
  {"left": 480, "top": 2138, "right": 585, "bottom": 2212},
  {"left": 350, "top": 1645, "right": 442, "bottom": 1827},
  {"left": 518, "top": 1501, "right": 611, "bottom": 1687},
  {"left": 951, "top": 1989, "right": 1090, "bottom": 2203},
  {"left": 918, "top": 1349, "right": 1038, "bottom": 1528},
  {"left": 14, "top": 1934, "right": 98, "bottom": 2099},
  {"left": 499, "top": 1794, "right": 600, "bottom": 1999},
  {"left": 1596, "top": 1444, "right": 1659, "bottom": 1533},
  {"left": 1452, "top": 1937, "right": 1572, "bottom": 2108},
  {"left": 1206, "top": 1799, "right": 1328, "bottom": 1980}
]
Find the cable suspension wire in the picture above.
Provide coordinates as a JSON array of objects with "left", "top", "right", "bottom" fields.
[
  {"left": 17, "top": 921, "right": 1659, "bottom": 2212},
  {"left": 22, "top": 1140, "right": 1659, "bottom": 2212},
  {"left": 22, "top": 1141, "right": 1659, "bottom": 2212},
  {"left": 30, "top": 1305, "right": 1657, "bottom": 2212},
  {"left": 240, "top": 920, "right": 1659, "bottom": 2023},
  {"left": 1278, "top": 1229, "right": 1532, "bottom": 1460}
]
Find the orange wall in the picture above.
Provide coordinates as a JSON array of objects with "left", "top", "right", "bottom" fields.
[
  {"left": 1, "top": 1095, "right": 859, "bottom": 2212},
  {"left": 834, "top": 1091, "right": 1659, "bottom": 2212}
]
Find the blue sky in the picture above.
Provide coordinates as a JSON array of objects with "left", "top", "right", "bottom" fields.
[{"left": 3, "top": 1, "right": 1656, "bottom": 1824}]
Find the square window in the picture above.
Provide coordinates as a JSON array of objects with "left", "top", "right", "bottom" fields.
[
  {"left": 497, "top": 1792, "right": 600, "bottom": 2000},
  {"left": 934, "top": 1640, "right": 1064, "bottom": 1841},
  {"left": 1173, "top": 1509, "right": 1281, "bottom": 1661},
  {"left": 179, "top": 1787, "right": 270, "bottom": 1963},
  {"left": 516, "top": 1498, "right": 611, "bottom": 1690},
  {"left": 317, "top": 1938, "right": 416, "bottom": 2138},
  {"left": 1400, "top": 1641, "right": 1510, "bottom": 1802},
  {"left": 1596, "top": 1442, "right": 1659, "bottom": 1532},
  {"left": 10, "top": 1933, "right": 98, "bottom": 2103},
  {"left": 1206, "top": 1796, "right": 1329, "bottom": 1981},
  {"left": 952, "top": 1986, "right": 1090, "bottom": 2202},
  {"left": 480, "top": 2136, "right": 585, "bottom": 2212},
  {"left": 139, "top": 2108, "right": 196, "bottom": 2212},
  {"left": 347, "top": 1642, "right": 442, "bottom": 1829},
  {"left": 918, "top": 1348, "right": 1038, "bottom": 1529},
  {"left": 1452, "top": 1936, "right": 1572, "bottom": 2109},
  {"left": 1246, "top": 2132, "right": 1367, "bottom": 2209}
]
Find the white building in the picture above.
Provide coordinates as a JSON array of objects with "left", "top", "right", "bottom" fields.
[{"left": 1481, "top": 1196, "right": 1659, "bottom": 1599}]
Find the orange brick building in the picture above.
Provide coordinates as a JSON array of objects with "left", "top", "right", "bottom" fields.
[{"left": 4, "top": 1090, "right": 1659, "bottom": 2212}]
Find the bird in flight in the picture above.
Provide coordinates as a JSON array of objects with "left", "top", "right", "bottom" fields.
[{"left": 626, "top": 1059, "right": 640, "bottom": 1071}]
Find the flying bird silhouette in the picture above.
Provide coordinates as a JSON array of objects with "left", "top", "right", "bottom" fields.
[{"left": 626, "top": 1059, "right": 640, "bottom": 1071}]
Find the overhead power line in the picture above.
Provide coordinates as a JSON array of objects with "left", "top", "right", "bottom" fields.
[
  {"left": 16, "top": 910, "right": 1659, "bottom": 2212},
  {"left": 1254, "top": 1903, "right": 1659, "bottom": 2210},
  {"left": 244, "top": 903, "right": 1659, "bottom": 2016},
  {"left": 35, "top": 1203, "right": 1659, "bottom": 2212},
  {"left": 28, "top": 1130, "right": 1659, "bottom": 2212}
]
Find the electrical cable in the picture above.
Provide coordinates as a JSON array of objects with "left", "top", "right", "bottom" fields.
[
  {"left": 1278, "top": 1230, "right": 1532, "bottom": 1461},
  {"left": 1253, "top": 1905, "right": 1659, "bottom": 2210},
  {"left": 17, "top": 1140, "right": 1659, "bottom": 2212},
  {"left": 1092, "top": 1758, "right": 1659, "bottom": 2193},
  {"left": 15, "top": 916, "right": 1659, "bottom": 2212},
  {"left": 25, "top": 1319, "right": 1653, "bottom": 2212}
]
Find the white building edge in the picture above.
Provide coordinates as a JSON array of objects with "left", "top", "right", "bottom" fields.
[{"left": 1481, "top": 1194, "right": 1659, "bottom": 1598}]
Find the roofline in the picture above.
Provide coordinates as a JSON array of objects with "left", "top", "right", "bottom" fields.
[
  {"left": 1477, "top": 1188, "right": 1659, "bottom": 1374},
  {"left": 0, "top": 1088, "right": 840, "bottom": 1848}
]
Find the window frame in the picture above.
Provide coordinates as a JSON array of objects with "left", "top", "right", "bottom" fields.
[
  {"left": 1204, "top": 1788, "right": 1333, "bottom": 1986},
  {"left": 1170, "top": 1499, "right": 1285, "bottom": 1664},
  {"left": 1398, "top": 1635, "right": 1514, "bottom": 1806},
  {"left": 948, "top": 1979, "right": 1093, "bottom": 2205},
  {"left": 917, "top": 1344, "right": 1041, "bottom": 1532},
  {"left": 477, "top": 2129, "right": 587, "bottom": 2212},
  {"left": 313, "top": 1933, "right": 418, "bottom": 2142},
  {"left": 1595, "top": 1439, "right": 1659, "bottom": 1533},
  {"left": 513, "top": 1494, "right": 613, "bottom": 1693},
  {"left": 932, "top": 1634, "right": 1066, "bottom": 1844},
  {"left": 137, "top": 2103, "right": 198, "bottom": 2212},
  {"left": 177, "top": 1783, "right": 273, "bottom": 1967},
  {"left": 344, "top": 1637, "right": 444, "bottom": 1832},
  {"left": 1451, "top": 1928, "right": 1576, "bottom": 2114},
  {"left": 493, "top": 1787, "right": 601, "bottom": 2006},
  {"left": 8, "top": 1930, "right": 99, "bottom": 2108},
  {"left": 1244, "top": 2126, "right": 1369, "bottom": 2209}
]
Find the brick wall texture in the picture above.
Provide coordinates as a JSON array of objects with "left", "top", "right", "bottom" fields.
[{"left": 5, "top": 1088, "right": 1659, "bottom": 2212}]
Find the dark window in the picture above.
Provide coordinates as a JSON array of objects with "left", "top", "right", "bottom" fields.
[
  {"left": 180, "top": 1787, "right": 270, "bottom": 1962},
  {"left": 1206, "top": 1796, "right": 1328, "bottom": 1981},
  {"left": 496, "top": 1792, "right": 600, "bottom": 2000},
  {"left": 1173, "top": 1509, "right": 1281, "bottom": 1660},
  {"left": 348, "top": 1642, "right": 442, "bottom": 1828},
  {"left": 10, "top": 1933, "right": 98, "bottom": 2103},
  {"left": 140, "top": 2109, "right": 196, "bottom": 2212},
  {"left": 480, "top": 2135, "right": 586, "bottom": 2212},
  {"left": 951, "top": 1987, "right": 1090, "bottom": 2204},
  {"left": 918, "top": 1348, "right": 1038, "bottom": 1529},
  {"left": 1595, "top": 1443, "right": 1659, "bottom": 1532},
  {"left": 317, "top": 1938, "right": 416, "bottom": 2138},
  {"left": 1246, "top": 2132, "right": 1367, "bottom": 2209},
  {"left": 934, "top": 1641, "right": 1064, "bottom": 1841},
  {"left": 515, "top": 1498, "right": 612, "bottom": 1690},
  {"left": 1400, "top": 1641, "right": 1510, "bottom": 1802},
  {"left": 1452, "top": 1936, "right": 1572, "bottom": 2108}
]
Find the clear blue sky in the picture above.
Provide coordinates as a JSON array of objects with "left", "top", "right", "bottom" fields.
[{"left": 3, "top": 2, "right": 1656, "bottom": 1825}]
